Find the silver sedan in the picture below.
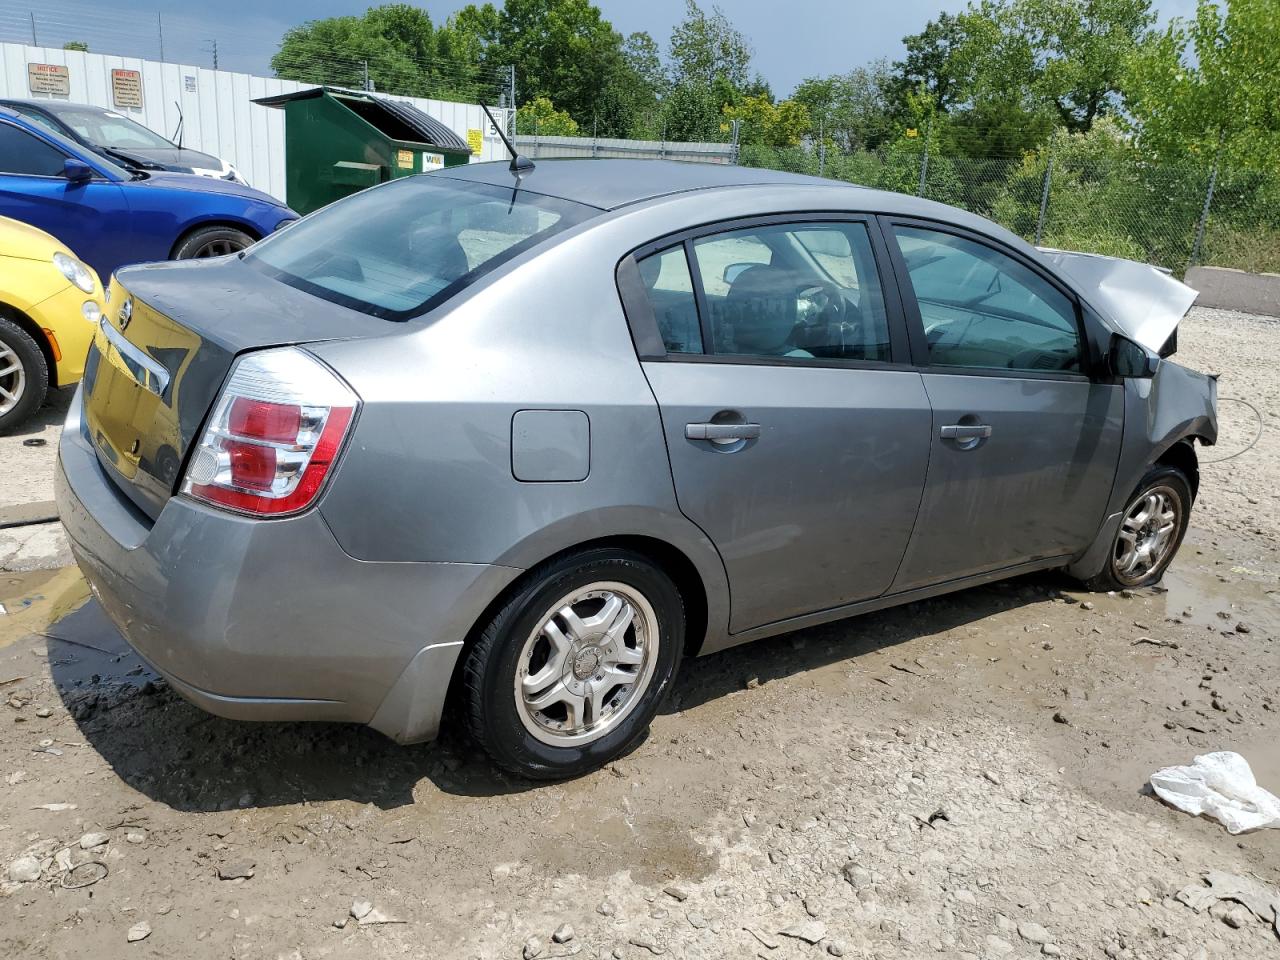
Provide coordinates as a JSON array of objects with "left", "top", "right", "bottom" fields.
[{"left": 56, "top": 159, "right": 1216, "bottom": 779}]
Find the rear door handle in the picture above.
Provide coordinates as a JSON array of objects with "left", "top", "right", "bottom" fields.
[
  {"left": 685, "top": 422, "right": 761, "bottom": 441},
  {"left": 939, "top": 424, "right": 992, "bottom": 440}
]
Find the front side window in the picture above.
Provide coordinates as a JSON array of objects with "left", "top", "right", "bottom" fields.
[
  {"left": 893, "top": 226, "right": 1081, "bottom": 373},
  {"left": 687, "top": 221, "right": 891, "bottom": 362},
  {"left": 246, "top": 176, "right": 597, "bottom": 320},
  {"left": 0, "top": 122, "right": 69, "bottom": 177}
]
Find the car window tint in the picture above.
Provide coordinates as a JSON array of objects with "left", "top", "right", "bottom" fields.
[
  {"left": 893, "top": 226, "right": 1081, "bottom": 373},
  {"left": 0, "top": 122, "right": 68, "bottom": 177},
  {"left": 245, "top": 176, "right": 596, "bottom": 321},
  {"left": 636, "top": 245, "right": 701, "bottom": 354},
  {"left": 691, "top": 222, "right": 891, "bottom": 362}
]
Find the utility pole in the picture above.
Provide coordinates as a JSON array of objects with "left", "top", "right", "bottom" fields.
[
  {"left": 28, "top": 12, "right": 37, "bottom": 46},
  {"left": 362, "top": 60, "right": 371, "bottom": 92},
  {"left": 204, "top": 39, "right": 218, "bottom": 70},
  {"left": 158, "top": 12, "right": 165, "bottom": 61}
]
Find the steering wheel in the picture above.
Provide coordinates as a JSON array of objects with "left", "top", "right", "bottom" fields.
[{"left": 796, "top": 280, "right": 845, "bottom": 325}]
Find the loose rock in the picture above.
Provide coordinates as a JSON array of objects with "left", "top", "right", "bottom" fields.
[
  {"left": 79, "top": 832, "right": 109, "bottom": 849},
  {"left": 126, "top": 922, "right": 151, "bottom": 943},
  {"left": 7, "top": 856, "right": 41, "bottom": 883},
  {"left": 1018, "top": 921, "right": 1050, "bottom": 944},
  {"left": 779, "top": 920, "right": 827, "bottom": 944},
  {"left": 553, "top": 923, "right": 575, "bottom": 944}
]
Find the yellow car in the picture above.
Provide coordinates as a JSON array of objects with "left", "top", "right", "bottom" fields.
[{"left": 0, "top": 215, "right": 104, "bottom": 432}]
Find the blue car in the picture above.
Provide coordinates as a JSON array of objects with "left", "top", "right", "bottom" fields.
[{"left": 0, "top": 106, "right": 297, "bottom": 280}]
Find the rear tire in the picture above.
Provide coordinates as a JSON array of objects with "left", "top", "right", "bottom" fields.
[
  {"left": 172, "top": 225, "right": 255, "bottom": 260},
  {"left": 462, "top": 548, "right": 685, "bottom": 780},
  {"left": 1078, "top": 465, "right": 1192, "bottom": 591},
  {"left": 0, "top": 316, "right": 48, "bottom": 434}
]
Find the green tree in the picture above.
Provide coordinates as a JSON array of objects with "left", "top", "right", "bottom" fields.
[
  {"left": 62, "top": 41, "right": 89, "bottom": 52},
  {"left": 492, "top": 0, "right": 628, "bottom": 127},
  {"left": 515, "top": 96, "right": 580, "bottom": 135},
  {"left": 668, "top": 0, "right": 751, "bottom": 90},
  {"left": 890, "top": 0, "right": 1156, "bottom": 156},
  {"left": 662, "top": 1, "right": 755, "bottom": 142},
  {"left": 891, "top": 12, "right": 978, "bottom": 114},
  {"left": 999, "top": 0, "right": 1156, "bottom": 132},
  {"left": 1125, "top": 0, "right": 1280, "bottom": 171},
  {"left": 722, "top": 94, "right": 809, "bottom": 148},
  {"left": 792, "top": 61, "right": 897, "bottom": 152}
]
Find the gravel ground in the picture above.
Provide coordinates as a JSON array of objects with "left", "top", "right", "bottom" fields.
[{"left": 0, "top": 307, "right": 1277, "bottom": 959}]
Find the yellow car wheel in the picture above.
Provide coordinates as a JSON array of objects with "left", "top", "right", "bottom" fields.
[{"left": 0, "top": 315, "right": 48, "bottom": 433}]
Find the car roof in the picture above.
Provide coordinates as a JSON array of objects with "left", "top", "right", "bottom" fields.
[
  {"left": 0, "top": 98, "right": 93, "bottom": 116},
  {"left": 435, "top": 158, "right": 865, "bottom": 211}
]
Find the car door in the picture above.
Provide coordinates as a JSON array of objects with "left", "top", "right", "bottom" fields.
[
  {"left": 620, "top": 215, "right": 933, "bottom": 633},
  {"left": 0, "top": 119, "right": 129, "bottom": 277},
  {"left": 882, "top": 219, "right": 1124, "bottom": 591}
]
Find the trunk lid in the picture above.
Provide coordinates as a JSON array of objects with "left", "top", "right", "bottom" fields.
[{"left": 81, "top": 256, "right": 401, "bottom": 520}]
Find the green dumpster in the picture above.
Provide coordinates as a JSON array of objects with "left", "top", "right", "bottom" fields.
[{"left": 253, "top": 86, "right": 473, "bottom": 215}]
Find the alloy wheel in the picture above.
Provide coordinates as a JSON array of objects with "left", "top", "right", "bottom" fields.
[
  {"left": 0, "top": 342, "right": 25, "bottom": 416},
  {"left": 513, "top": 581, "right": 660, "bottom": 747},
  {"left": 191, "top": 237, "right": 248, "bottom": 258},
  {"left": 1112, "top": 484, "right": 1182, "bottom": 585}
]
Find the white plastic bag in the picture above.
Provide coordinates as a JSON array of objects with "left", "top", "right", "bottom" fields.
[{"left": 1150, "top": 752, "right": 1280, "bottom": 834}]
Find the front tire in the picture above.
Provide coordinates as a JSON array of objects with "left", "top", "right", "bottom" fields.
[
  {"left": 1080, "top": 465, "right": 1192, "bottom": 591},
  {"left": 462, "top": 548, "right": 685, "bottom": 780},
  {"left": 172, "top": 225, "right": 255, "bottom": 260},
  {"left": 0, "top": 316, "right": 48, "bottom": 434}
]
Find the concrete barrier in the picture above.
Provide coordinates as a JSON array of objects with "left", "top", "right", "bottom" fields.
[{"left": 1185, "top": 266, "right": 1280, "bottom": 318}]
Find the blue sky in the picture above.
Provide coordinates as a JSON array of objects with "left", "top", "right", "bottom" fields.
[{"left": 2, "top": 0, "right": 1200, "bottom": 96}]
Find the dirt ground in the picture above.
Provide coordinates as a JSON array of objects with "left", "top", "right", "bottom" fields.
[{"left": 0, "top": 306, "right": 1277, "bottom": 960}]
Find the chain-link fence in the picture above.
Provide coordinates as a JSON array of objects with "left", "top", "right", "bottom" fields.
[{"left": 739, "top": 140, "right": 1280, "bottom": 277}]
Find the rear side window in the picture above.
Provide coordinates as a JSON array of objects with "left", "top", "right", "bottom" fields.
[
  {"left": 892, "top": 226, "right": 1081, "bottom": 373},
  {"left": 636, "top": 245, "right": 701, "bottom": 354},
  {"left": 0, "top": 122, "right": 68, "bottom": 177},
  {"left": 246, "top": 176, "right": 597, "bottom": 320}
]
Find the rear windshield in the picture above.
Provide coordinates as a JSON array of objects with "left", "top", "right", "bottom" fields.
[{"left": 245, "top": 176, "right": 598, "bottom": 320}]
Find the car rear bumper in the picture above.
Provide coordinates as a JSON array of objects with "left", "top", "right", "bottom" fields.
[{"left": 55, "top": 386, "right": 521, "bottom": 742}]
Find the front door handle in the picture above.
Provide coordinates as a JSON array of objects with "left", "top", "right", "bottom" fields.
[
  {"left": 939, "top": 424, "right": 993, "bottom": 440},
  {"left": 685, "top": 422, "right": 761, "bottom": 441}
]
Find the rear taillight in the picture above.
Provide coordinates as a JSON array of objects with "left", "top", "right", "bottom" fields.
[{"left": 181, "top": 348, "right": 358, "bottom": 517}]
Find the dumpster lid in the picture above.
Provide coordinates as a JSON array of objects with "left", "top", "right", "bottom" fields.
[{"left": 253, "top": 86, "right": 471, "bottom": 154}]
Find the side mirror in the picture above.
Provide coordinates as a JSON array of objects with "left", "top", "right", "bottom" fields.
[
  {"left": 1109, "top": 333, "right": 1159, "bottom": 379},
  {"left": 62, "top": 158, "right": 93, "bottom": 183}
]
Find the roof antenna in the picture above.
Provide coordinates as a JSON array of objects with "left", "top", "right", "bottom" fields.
[{"left": 481, "top": 102, "right": 534, "bottom": 176}]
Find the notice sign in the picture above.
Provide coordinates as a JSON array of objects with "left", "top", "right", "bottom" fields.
[
  {"left": 111, "top": 69, "right": 143, "bottom": 108},
  {"left": 27, "top": 63, "right": 69, "bottom": 96},
  {"left": 396, "top": 149, "right": 414, "bottom": 170},
  {"left": 466, "top": 128, "right": 483, "bottom": 156}
]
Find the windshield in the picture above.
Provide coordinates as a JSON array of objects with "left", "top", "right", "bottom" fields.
[
  {"left": 245, "top": 176, "right": 598, "bottom": 320},
  {"left": 58, "top": 109, "right": 174, "bottom": 149}
]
